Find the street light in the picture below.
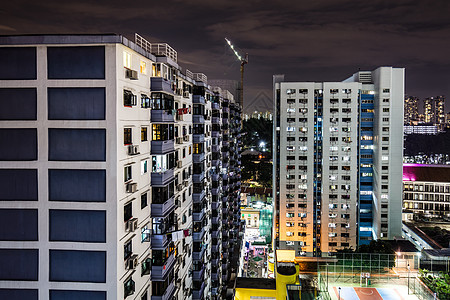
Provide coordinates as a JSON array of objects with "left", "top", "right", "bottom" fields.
[{"left": 338, "top": 287, "right": 341, "bottom": 300}]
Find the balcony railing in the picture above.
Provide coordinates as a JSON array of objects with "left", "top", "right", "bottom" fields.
[
  {"left": 151, "top": 252, "right": 175, "bottom": 281},
  {"left": 151, "top": 169, "right": 174, "bottom": 186},
  {"left": 151, "top": 196, "right": 175, "bottom": 218},
  {"left": 151, "top": 110, "right": 175, "bottom": 122},
  {"left": 151, "top": 140, "right": 175, "bottom": 154},
  {"left": 151, "top": 280, "right": 176, "bottom": 300}
]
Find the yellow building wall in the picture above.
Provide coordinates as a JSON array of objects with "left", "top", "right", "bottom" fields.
[{"left": 235, "top": 288, "right": 277, "bottom": 300}]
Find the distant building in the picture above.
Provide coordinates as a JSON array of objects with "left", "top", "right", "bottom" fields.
[
  {"left": 208, "top": 79, "right": 240, "bottom": 105},
  {"left": 273, "top": 67, "right": 404, "bottom": 257},
  {"left": 424, "top": 96, "right": 445, "bottom": 130},
  {"left": 403, "top": 164, "right": 450, "bottom": 219},
  {"left": 404, "top": 124, "right": 438, "bottom": 135},
  {"left": 244, "top": 110, "right": 273, "bottom": 121},
  {"left": 404, "top": 96, "right": 419, "bottom": 124}
]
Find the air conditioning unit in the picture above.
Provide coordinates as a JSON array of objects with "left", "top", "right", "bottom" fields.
[
  {"left": 125, "top": 69, "right": 139, "bottom": 80},
  {"left": 177, "top": 184, "right": 183, "bottom": 191},
  {"left": 125, "top": 218, "right": 138, "bottom": 232},
  {"left": 184, "top": 180, "right": 189, "bottom": 187},
  {"left": 183, "top": 91, "right": 190, "bottom": 98},
  {"left": 126, "top": 182, "right": 137, "bottom": 193},
  {"left": 177, "top": 160, "right": 183, "bottom": 168},
  {"left": 125, "top": 254, "right": 139, "bottom": 270},
  {"left": 127, "top": 145, "right": 139, "bottom": 155}
]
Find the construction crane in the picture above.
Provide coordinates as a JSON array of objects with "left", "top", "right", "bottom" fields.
[{"left": 225, "top": 38, "right": 248, "bottom": 127}]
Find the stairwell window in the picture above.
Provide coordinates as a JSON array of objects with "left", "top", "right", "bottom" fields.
[
  {"left": 124, "top": 165, "right": 132, "bottom": 182},
  {"left": 124, "top": 90, "right": 137, "bottom": 106},
  {"left": 123, "top": 52, "right": 131, "bottom": 68},
  {"left": 124, "top": 128, "right": 132, "bottom": 145},
  {"left": 140, "top": 61, "right": 147, "bottom": 74},
  {"left": 141, "top": 127, "right": 148, "bottom": 141}
]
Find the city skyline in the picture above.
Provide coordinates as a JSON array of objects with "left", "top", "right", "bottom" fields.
[{"left": 0, "top": 0, "right": 449, "bottom": 111}]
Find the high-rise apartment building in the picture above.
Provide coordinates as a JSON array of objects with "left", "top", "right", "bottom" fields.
[
  {"left": 424, "top": 96, "right": 445, "bottom": 130},
  {"left": 273, "top": 67, "right": 404, "bottom": 257},
  {"left": 0, "top": 34, "right": 242, "bottom": 300},
  {"left": 404, "top": 96, "right": 419, "bottom": 125}
]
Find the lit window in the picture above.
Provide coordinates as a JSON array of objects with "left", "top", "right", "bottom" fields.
[
  {"left": 328, "top": 223, "right": 336, "bottom": 228},
  {"left": 287, "top": 126, "right": 296, "bottom": 132},
  {"left": 362, "top": 172, "right": 372, "bottom": 177},
  {"left": 123, "top": 52, "right": 131, "bottom": 69},
  {"left": 329, "top": 232, "right": 337, "bottom": 237},
  {"left": 287, "top": 108, "right": 295, "bottom": 113},
  {"left": 381, "top": 194, "right": 389, "bottom": 199},
  {"left": 342, "top": 156, "right": 350, "bottom": 162},
  {"left": 299, "top": 146, "right": 308, "bottom": 151},
  {"left": 286, "top": 89, "right": 296, "bottom": 95},
  {"left": 329, "top": 175, "right": 337, "bottom": 181},
  {"left": 287, "top": 146, "right": 295, "bottom": 151},
  {"left": 330, "top": 146, "right": 338, "bottom": 152},
  {"left": 360, "top": 191, "right": 372, "bottom": 195},
  {"left": 286, "top": 231, "right": 294, "bottom": 236},
  {"left": 140, "top": 61, "right": 147, "bottom": 74},
  {"left": 141, "top": 224, "right": 150, "bottom": 242},
  {"left": 141, "top": 127, "right": 148, "bottom": 141},
  {"left": 382, "top": 156, "right": 389, "bottom": 161},
  {"left": 329, "top": 127, "right": 338, "bottom": 132}
]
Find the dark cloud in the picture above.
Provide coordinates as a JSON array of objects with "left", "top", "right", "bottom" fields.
[{"left": 1, "top": 0, "right": 449, "bottom": 112}]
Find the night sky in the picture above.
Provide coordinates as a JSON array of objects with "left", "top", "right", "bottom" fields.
[{"left": 1, "top": 0, "right": 449, "bottom": 112}]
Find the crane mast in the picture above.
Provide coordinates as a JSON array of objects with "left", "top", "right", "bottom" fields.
[{"left": 225, "top": 38, "right": 248, "bottom": 128}]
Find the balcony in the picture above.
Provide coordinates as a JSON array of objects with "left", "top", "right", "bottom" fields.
[
  {"left": 212, "top": 244, "right": 220, "bottom": 253},
  {"left": 211, "top": 187, "right": 220, "bottom": 195},
  {"left": 151, "top": 110, "right": 175, "bottom": 123},
  {"left": 211, "top": 131, "right": 220, "bottom": 138},
  {"left": 193, "top": 265, "right": 205, "bottom": 281},
  {"left": 193, "top": 209, "right": 206, "bottom": 222},
  {"left": 193, "top": 245, "right": 206, "bottom": 261},
  {"left": 193, "top": 134, "right": 205, "bottom": 143},
  {"left": 193, "top": 172, "right": 205, "bottom": 183},
  {"left": 151, "top": 233, "right": 172, "bottom": 249},
  {"left": 193, "top": 190, "right": 205, "bottom": 203},
  {"left": 151, "top": 251, "right": 175, "bottom": 281},
  {"left": 212, "top": 229, "right": 220, "bottom": 239},
  {"left": 192, "top": 281, "right": 206, "bottom": 300},
  {"left": 193, "top": 95, "right": 206, "bottom": 104},
  {"left": 151, "top": 140, "right": 175, "bottom": 154},
  {"left": 151, "top": 196, "right": 175, "bottom": 218},
  {"left": 193, "top": 153, "right": 205, "bottom": 163},
  {"left": 193, "top": 115, "right": 205, "bottom": 124},
  {"left": 212, "top": 202, "right": 220, "bottom": 210},
  {"left": 151, "top": 281, "right": 175, "bottom": 300},
  {"left": 151, "top": 77, "right": 174, "bottom": 94},
  {"left": 193, "top": 226, "right": 206, "bottom": 242},
  {"left": 152, "top": 167, "right": 174, "bottom": 185}
]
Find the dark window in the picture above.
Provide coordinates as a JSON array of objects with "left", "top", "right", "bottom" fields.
[
  {"left": 0, "top": 169, "right": 37, "bottom": 201},
  {"left": 0, "top": 129, "right": 37, "bottom": 161},
  {"left": 50, "top": 290, "right": 106, "bottom": 300},
  {"left": 0, "top": 47, "right": 36, "bottom": 80},
  {"left": 48, "top": 88, "right": 105, "bottom": 120},
  {"left": 124, "top": 240, "right": 132, "bottom": 260},
  {"left": 49, "top": 169, "right": 106, "bottom": 202},
  {"left": 124, "top": 165, "right": 132, "bottom": 182},
  {"left": 124, "top": 277, "right": 135, "bottom": 298},
  {"left": 0, "top": 249, "right": 38, "bottom": 281},
  {"left": 0, "top": 88, "right": 37, "bottom": 120},
  {"left": 124, "top": 202, "right": 133, "bottom": 222},
  {"left": 124, "top": 90, "right": 137, "bottom": 106},
  {"left": 0, "top": 209, "right": 38, "bottom": 241},
  {"left": 48, "top": 129, "right": 106, "bottom": 161},
  {"left": 49, "top": 210, "right": 106, "bottom": 243},
  {"left": 49, "top": 250, "right": 106, "bottom": 283},
  {"left": 141, "top": 257, "right": 151, "bottom": 276},
  {"left": 47, "top": 46, "right": 105, "bottom": 79},
  {"left": 0, "top": 289, "right": 38, "bottom": 300},
  {"left": 141, "top": 192, "right": 148, "bottom": 209}
]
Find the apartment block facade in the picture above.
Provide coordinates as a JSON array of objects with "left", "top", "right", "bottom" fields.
[
  {"left": 0, "top": 34, "right": 241, "bottom": 300},
  {"left": 273, "top": 67, "right": 404, "bottom": 257}
]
